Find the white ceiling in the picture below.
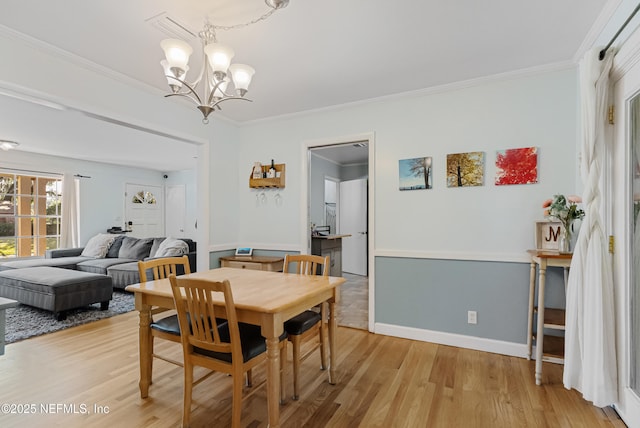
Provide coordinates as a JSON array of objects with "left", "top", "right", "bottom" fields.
[{"left": 0, "top": 0, "right": 609, "bottom": 171}]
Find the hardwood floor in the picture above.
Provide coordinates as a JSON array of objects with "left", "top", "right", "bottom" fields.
[{"left": 0, "top": 310, "right": 625, "bottom": 428}]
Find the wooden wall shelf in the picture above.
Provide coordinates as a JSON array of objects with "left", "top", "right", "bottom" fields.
[{"left": 249, "top": 163, "right": 286, "bottom": 188}]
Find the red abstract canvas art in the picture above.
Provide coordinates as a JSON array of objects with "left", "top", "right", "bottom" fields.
[{"left": 495, "top": 147, "right": 538, "bottom": 185}]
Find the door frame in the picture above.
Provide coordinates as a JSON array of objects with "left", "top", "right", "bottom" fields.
[
  {"left": 300, "top": 132, "right": 375, "bottom": 332},
  {"left": 124, "top": 182, "right": 164, "bottom": 238},
  {"left": 611, "top": 25, "right": 640, "bottom": 426}
]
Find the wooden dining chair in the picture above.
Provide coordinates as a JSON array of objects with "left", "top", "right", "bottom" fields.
[
  {"left": 283, "top": 253, "right": 330, "bottom": 400},
  {"left": 137, "top": 255, "right": 191, "bottom": 376},
  {"left": 170, "top": 275, "right": 276, "bottom": 428}
]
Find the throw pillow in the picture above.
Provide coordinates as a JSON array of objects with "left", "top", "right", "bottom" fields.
[
  {"left": 81, "top": 233, "right": 118, "bottom": 258},
  {"left": 155, "top": 238, "right": 189, "bottom": 258},
  {"left": 106, "top": 235, "right": 126, "bottom": 258},
  {"left": 149, "top": 238, "right": 166, "bottom": 258},
  {"left": 118, "top": 237, "right": 154, "bottom": 260}
]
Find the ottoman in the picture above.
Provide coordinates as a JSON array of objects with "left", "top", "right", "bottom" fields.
[{"left": 0, "top": 267, "right": 113, "bottom": 321}]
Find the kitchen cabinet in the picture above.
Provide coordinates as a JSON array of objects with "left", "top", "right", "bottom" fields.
[{"left": 311, "top": 235, "right": 350, "bottom": 277}]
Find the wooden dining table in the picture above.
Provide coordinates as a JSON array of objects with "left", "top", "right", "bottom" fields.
[{"left": 125, "top": 267, "right": 344, "bottom": 427}]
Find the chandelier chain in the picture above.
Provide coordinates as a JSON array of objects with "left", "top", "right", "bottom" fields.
[{"left": 212, "top": 8, "right": 278, "bottom": 32}]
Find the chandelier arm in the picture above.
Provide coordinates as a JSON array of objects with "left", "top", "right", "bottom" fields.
[
  {"left": 165, "top": 76, "right": 204, "bottom": 105},
  {"left": 206, "top": 80, "right": 234, "bottom": 105},
  {"left": 209, "top": 96, "right": 253, "bottom": 109},
  {"left": 164, "top": 92, "right": 202, "bottom": 107},
  {"left": 190, "top": 43, "right": 207, "bottom": 88}
]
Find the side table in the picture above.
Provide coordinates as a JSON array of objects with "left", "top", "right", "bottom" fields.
[
  {"left": 0, "top": 297, "right": 18, "bottom": 355},
  {"left": 526, "top": 250, "right": 572, "bottom": 385},
  {"left": 219, "top": 256, "right": 284, "bottom": 272}
]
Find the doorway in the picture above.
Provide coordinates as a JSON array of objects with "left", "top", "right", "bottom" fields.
[
  {"left": 612, "top": 40, "right": 640, "bottom": 424},
  {"left": 305, "top": 136, "right": 373, "bottom": 331}
]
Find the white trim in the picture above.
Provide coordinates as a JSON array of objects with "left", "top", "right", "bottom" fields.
[
  {"left": 375, "top": 249, "right": 530, "bottom": 263},
  {"left": 367, "top": 136, "right": 376, "bottom": 333},
  {"left": 196, "top": 143, "right": 210, "bottom": 272},
  {"left": 611, "top": 25, "right": 640, "bottom": 425},
  {"left": 374, "top": 323, "right": 528, "bottom": 359},
  {"left": 612, "top": 22, "right": 640, "bottom": 83},
  {"left": 0, "top": 24, "right": 160, "bottom": 95},
  {"left": 245, "top": 62, "right": 576, "bottom": 126},
  {"left": 0, "top": 81, "right": 207, "bottom": 147},
  {"left": 573, "top": 0, "right": 623, "bottom": 63},
  {"left": 0, "top": 24, "right": 241, "bottom": 128}
]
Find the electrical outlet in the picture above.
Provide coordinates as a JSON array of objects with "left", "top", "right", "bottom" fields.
[{"left": 467, "top": 310, "right": 477, "bottom": 324}]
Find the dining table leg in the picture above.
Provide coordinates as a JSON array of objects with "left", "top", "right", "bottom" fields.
[
  {"left": 137, "top": 301, "right": 152, "bottom": 398},
  {"left": 328, "top": 300, "right": 337, "bottom": 385},
  {"left": 265, "top": 334, "right": 281, "bottom": 427}
]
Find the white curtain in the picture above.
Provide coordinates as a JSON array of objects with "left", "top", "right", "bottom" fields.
[
  {"left": 563, "top": 48, "right": 617, "bottom": 406},
  {"left": 60, "top": 173, "right": 79, "bottom": 248}
]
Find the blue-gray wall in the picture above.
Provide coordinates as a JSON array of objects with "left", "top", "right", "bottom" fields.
[{"left": 376, "top": 257, "right": 566, "bottom": 343}]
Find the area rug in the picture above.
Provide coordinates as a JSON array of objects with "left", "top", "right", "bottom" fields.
[{"left": 5, "top": 290, "right": 134, "bottom": 344}]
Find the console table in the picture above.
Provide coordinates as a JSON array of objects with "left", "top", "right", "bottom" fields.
[
  {"left": 219, "top": 256, "right": 284, "bottom": 272},
  {"left": 0, "top": 297, "right": 18, "bottom": 355},
  {"left": 526, "top": 250, "right": 572, "bottom": 385}
]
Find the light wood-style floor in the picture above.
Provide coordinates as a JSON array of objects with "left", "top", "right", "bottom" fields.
[
  {"left": 0, "top": 310, "right": 625, "bottom": 428},
  {"left": 336, "top": 273, "right": 368, "bottom": 330}
]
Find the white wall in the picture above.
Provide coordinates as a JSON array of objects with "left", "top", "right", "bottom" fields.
[
  {"left": 209, "top": 120, "right": 241, "bottom": 250},
  {"left": 236, "top": 68, "right": 578, "bottom": 260},
  {"left": 2, "top": 150, "right": 165, "bottom": 244}
]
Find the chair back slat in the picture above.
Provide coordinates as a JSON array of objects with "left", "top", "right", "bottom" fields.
[
  {"left": 138, "top": 255, "right": 191, "bottom": 282},
  {"left": 170, "top": 276, "right": 242, "bottom": 358},
  {"left": 284, "top": 254, "right": 330, "bottom": 277}
]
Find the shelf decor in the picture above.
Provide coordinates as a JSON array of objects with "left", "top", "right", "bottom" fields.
[
  {"left": 541, "top": 194, "right": 585, "bottom": 253},
  {"left": 535, "top": 221, "right": 562, "bottom": 251},
  {"left": 249, "top": 163, "right": 285, "bottom": 188}
]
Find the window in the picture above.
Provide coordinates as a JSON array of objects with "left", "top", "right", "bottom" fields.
[{"left": 0, "top": 172, "right": 62, "bottom": 258}]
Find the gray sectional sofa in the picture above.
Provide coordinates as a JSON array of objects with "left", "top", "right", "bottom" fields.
[
  {"left": 0, "top": 235, "right": 196, "bottom": 319},
  {"left": 0, "top": 235, "right": 197, "bottom": 289}
]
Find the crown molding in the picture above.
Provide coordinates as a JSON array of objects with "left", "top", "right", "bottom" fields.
[
  {"left": 572, "top": 0, "right": 622, "bottom": 63},
  {"left": 0, "top": 24, "right": 163, "bottom": 96},
  {"left": 611, "top": 19, "right": 640, "bottom": 82},
  {"left": 0, "top": 24, "right": 242, "bottom": 127},
  {"left": 243, "top": 60, "right": 577, "bottom": 126}
]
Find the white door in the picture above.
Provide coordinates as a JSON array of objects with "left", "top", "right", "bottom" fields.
[
  {"left": 612, "top": 43, "right": 640, "bottom": 426},
  {"left": 165, "top": 184, "right": 186, "bottom": 238},
  {"left": 125, "top": 183, "right": 164, "bottom": 238},
  {"left": 339, "top": 178, "right": 367, "bottom": 275}
]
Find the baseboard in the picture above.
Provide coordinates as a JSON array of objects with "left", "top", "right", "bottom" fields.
[{"left": 374, "top": 322, "right": 528, "bottom": 358}]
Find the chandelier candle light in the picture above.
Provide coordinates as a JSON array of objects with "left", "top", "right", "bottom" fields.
[
  {"left": 542, "top": 194, "right": 585, "bottom": 254},
  {"left": 159, "top": 0, "right": 290, "bottom": 124}
]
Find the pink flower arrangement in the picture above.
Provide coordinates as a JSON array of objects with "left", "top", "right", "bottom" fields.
[{"left": 542, "top": 194, "right": 585, "bottom": 230}]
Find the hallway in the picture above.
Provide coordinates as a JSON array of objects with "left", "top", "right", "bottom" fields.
[{"left": 336, "top": 272, "right": 368, "bottom": 330}]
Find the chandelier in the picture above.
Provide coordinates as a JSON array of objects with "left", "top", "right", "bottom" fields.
[{"left": 160, "top": 0, "right": 290, "bottom": 124}]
